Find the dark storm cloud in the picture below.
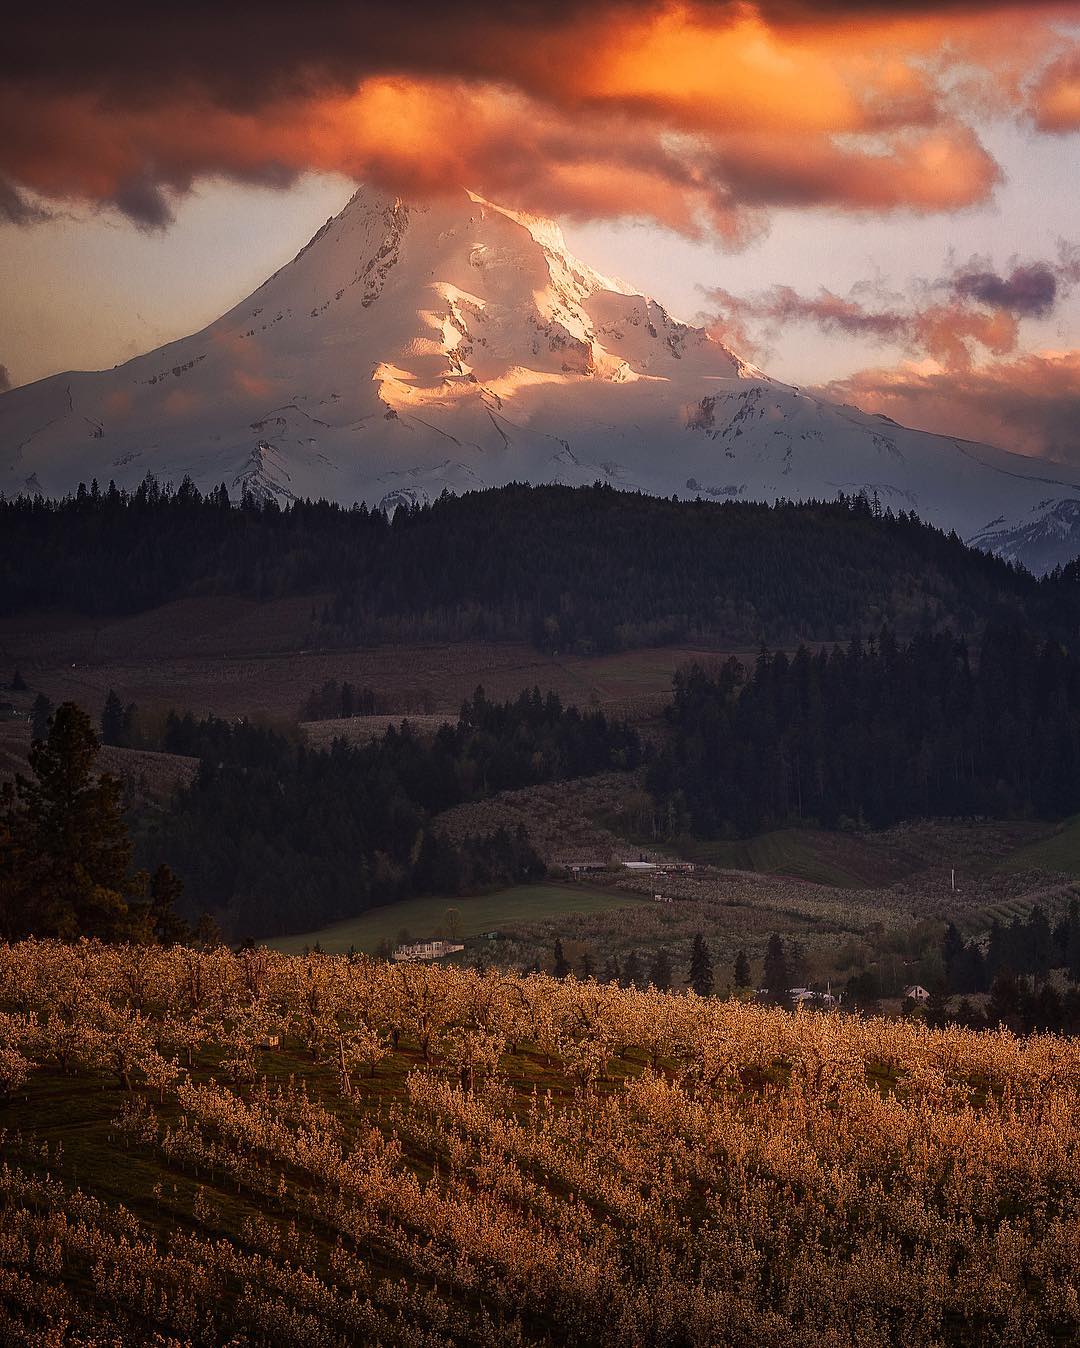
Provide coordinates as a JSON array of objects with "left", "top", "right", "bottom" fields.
[
  {"left": 0, "top": 1, "right": 1065, "bottom": 231},
  {"left": 107, "top": 175, "right": 175, "bottom": 231},
  {"left": 951, "top": 262, "right": 1059, "bottom": 317},
  {"left": 0, "top": 2, "right": 1038, "bottom": 100},
  {"left": 701, "top": 285, "right": 906, "bottom": 361}
]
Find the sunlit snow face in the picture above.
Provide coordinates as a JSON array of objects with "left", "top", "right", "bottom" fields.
[{"left": 1, "top": 1, "right": 1077, "bottom": 457}]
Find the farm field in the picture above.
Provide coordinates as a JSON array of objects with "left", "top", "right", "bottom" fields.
[
  {"left": 656, "top": 828, "right": 902, "bottom": 888},
  {"left": 270, "top": 882, "right": 647, "bottom": 954},
  {"left": 0, "top": 715, "right": 198, "bottom": 799},
  {"left": 659, "top": 819, "right": 1055, "bottom": 890},
  {"left": 994, "top": 815, "right": 1080, "bottom": 877},
  {"left": 0, "top": 596, "right": 760, "bottom": 722},
  {"left": 0, "top": 940, "right": 1076, "bottom": 1346}
]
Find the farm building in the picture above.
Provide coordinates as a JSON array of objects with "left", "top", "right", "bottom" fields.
[
  {"left": 904, "top": 985, "right": 931, "bottom": 1002},
  {"left": 393, "top": 940, "right": 465, "bottom": 963},
  {"left": 788, "top": 987, "right": 837, "bottom": 1006}
]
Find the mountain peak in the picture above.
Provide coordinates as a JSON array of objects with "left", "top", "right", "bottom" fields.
[{"left": 2, "top": 181, "right": 1079, "bottom": 569}]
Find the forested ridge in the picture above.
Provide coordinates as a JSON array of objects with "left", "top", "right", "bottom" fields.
[
  {"left": 142, "top": 688, "right": 639, "bottom": 939},
  {"left": 3, "top": 478, "right": 1076, "bottom": 652},
  {"left": 649, "top": 626, "right": 1080, "bottom": 837}
]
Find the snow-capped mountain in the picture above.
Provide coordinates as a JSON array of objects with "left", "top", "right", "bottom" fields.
[{"left": 3, "top": 184, "right": 1080, "bottom": 569}]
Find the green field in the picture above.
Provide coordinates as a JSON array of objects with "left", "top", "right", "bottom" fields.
[
  {"left": 657, "top": 827, "right": 909, "bottom": 888},
  {"left": 994, "top": 815, "right": 1080, "bottom": 876},
  {"left": 269, "top": 882, "right": 645, "bottom": 954}
]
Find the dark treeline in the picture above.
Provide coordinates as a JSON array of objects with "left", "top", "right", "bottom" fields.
[
  {"left": 144, "top": 687, "right": 640, "bottom": 939},
  {"left": 941, "top": 901, "right": 1080, "bottom": 995},
  {"left": 933, "top": 905, "right": 1080, "bottom": 1031},
  {"left": 649, "top": 626, "right": 1080, "bottom": 836},
  {"left": 301, "top": 680, "right": 381, "bottom": 721},
  {"left": 3, "top": 477, "right": 1074, "bottom": 653}
]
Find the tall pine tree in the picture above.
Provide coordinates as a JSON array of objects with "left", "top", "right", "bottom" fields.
[
  {"left": 649, "top": 948, "right": 673, "bottom": 992},
  {"left": 763, "top": 933, "right": 790, "bottom": 1000},
  {"left": 687, "top": 934, "right": 714, "bottom": 996},
  {"left": 0, "top": 702, "right": 143, "bottom": 940}
]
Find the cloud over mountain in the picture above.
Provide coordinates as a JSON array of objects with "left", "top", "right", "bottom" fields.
[
  {"left": 816, "top": 352, "right": 1080, "bottom": 463},
  {"left": 0, "top": 2, "right": 1074, "bottom": 235},
  {"left": 703, "top": 245, "right": 1080, "bottom": 370}
]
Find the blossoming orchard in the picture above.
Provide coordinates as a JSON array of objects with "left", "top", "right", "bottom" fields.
[{"left": 0, "top": 939, "right": 1077, "bottom": 1345}]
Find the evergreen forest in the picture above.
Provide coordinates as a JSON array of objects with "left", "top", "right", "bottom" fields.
[
  {"left": 142, "top": 688, "right": 639, "bottom": 938},
  {"left": 3, "top": 478, "right": 1076, "bottom": 652},
  {"left": 648, "top": 626, "right": 1080, "bottom": 836}
]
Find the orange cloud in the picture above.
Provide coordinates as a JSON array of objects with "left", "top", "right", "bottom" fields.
[
  {"left": 702, "top": 244, "right": 1079, "bottom": 371},
  {"left": 1032, "top": 48, "right": 1080, "bottom": 130},
  {"left": 0, "top": 3, "right": 1075, "bottom": 236},
  {"left": 913, "top": 305, "right": 1019, "bottom": 372},
  {"left": 816, "top": 351, "right": 1080, "bottom": 461}
]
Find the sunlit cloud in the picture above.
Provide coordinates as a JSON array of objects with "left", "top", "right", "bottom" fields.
[
  {"left": 1031, "top": 46, "right": 1080, "bottom": 130},
  {"left": 816, "top": 351, "right": 1080, "bottom": 462},
  {"left": 1, "top": 3, "right": 1076, "bottom": 237},
  {"left": 702, "top": 245, "right": 1080, "bottom": 370}
]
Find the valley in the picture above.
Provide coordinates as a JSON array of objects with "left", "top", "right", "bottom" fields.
[
  {"left": 0, "top": 596, "right": 730, "bottom": 723},
  {"left": 5, "top": 7, "right": 1079, "bottom": 1344}
]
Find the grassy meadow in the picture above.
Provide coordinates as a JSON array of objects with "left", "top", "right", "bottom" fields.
[
  {"left": 995, "top": 815, "right": 1080, "bottom": 877},
  {"left": 269, "top": 881, "right": 646, "bottom": 954}
]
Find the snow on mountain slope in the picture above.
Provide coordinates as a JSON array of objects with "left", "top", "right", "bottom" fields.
[{"left": 3, "top": 184, "right": 1080, "bottom": 570}]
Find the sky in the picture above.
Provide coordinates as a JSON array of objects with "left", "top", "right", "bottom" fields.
[{"left": 1, "top": 1, "right": 1078, "bottom": 460}]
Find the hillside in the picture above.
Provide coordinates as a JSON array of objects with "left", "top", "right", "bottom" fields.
[
  {"left": 3, "top": 185, "right": 1080, "bottom": 569},
  {"left": 1, "top": 940, "right": 1077, "bottom": 1346},
  {"left": 2, "top": 484, "right": 1073, "bottom": 656}
]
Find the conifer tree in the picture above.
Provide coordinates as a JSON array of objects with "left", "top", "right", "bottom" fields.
[
  {"left": 763, "top": 933, "right": 790, "bottom": 1000},
  {"left": 194, "top": 911, "right": 224, "bottom": 948},
  {"left": 649, "top": 947, "right": 673, "bottom": 992},
  {"left": 942, "top": 922, "right": 964, "bottom": 987},
  {"left": 101, "top": 689, "right": 126, "bottom": 745},
  {"left": 987, "top": 970, "right": 1022, "bottom": 1029},
  {"left": 579, "top": 949, "right": 595, "bottom": 980},
  {"left": 552, "top": 938, "right": 571, "bottom": 980},
  {"left": 1068, "top": 905, "right": 1080, "bottom": 983},
  {"left": 0, "top": 702, "right": 141, "bottom": 940},
  {"left": 147, "top": 863, "right": 189, "bottom": 945},
  {"left": 687, "top": 933, "right": 714, "bottom": 996},
  {"left": 30, "top": 693, "right": 52, "bottom": 743},
  {"left": 1026, "top": 905, "right": 1053, "bottom": 983},
  {"left": 733, "top": 950, "right": 751, "bottom": 989},
  {"left": 787, "top": 940, "right": 810, "bottom": 989},
  {"left": 986, "top": 918, "right": 1006, "bottom": 977},
  {"left": 623, "top": 949, "right": 644, "bottom": 989}
]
